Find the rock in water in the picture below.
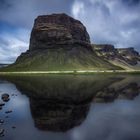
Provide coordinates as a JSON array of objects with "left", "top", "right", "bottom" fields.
[
  {"left": 5, "top": 110, "right": 12, "bottom": 114},
  {"left": 29, "top": 13, "right": 91, "bottom": 51},
  {"left": 1, "top": 94, "right": 10, "bottom": 102},
  {"left": 0, "top": 129, "right": 4, "bottom": 137},
  {"left": 0, "top": 119, "right": 4, "bottom": 124}
]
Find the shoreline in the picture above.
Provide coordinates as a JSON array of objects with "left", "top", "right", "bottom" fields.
[{"left": 0, "top": 70, "right": 140, "bottom": 75}]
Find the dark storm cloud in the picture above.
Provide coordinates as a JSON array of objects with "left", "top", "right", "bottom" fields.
[
  {"left": 122, "top": 0, "right": 140, "bottom": 6},
  {"left": 0, "top": 0, "right": 74, "bottom": 29},
  {"left": 72, "top": 0, "right": 140, "bottom": 51}
]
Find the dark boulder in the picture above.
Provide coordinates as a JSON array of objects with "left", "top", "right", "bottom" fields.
[
  {"left": 0, "top": 129, "right": 4, "bottom": 137},
  {"left": 5, "top": 110, "right": 12, "bottom": 114},
  {"left": 1, "top": 94, "right": 10, "bottom": 102}
]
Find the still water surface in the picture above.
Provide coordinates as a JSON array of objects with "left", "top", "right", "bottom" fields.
[{"left": 0, "top": 74, "right": 140, "bottom": 140}]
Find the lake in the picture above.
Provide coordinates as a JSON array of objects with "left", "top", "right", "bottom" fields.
[{"left": 0, "top": 74, "right": 140, "bottom": 140}]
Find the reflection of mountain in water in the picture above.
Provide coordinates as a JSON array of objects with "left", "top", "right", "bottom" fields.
[
  {"left": 95, "top": 76, "right": 140, "bottom": 102},
  {"left": 30, "top": 98, "right": 90, "bottom": 131},
  {"left": 1, "top": 75, "right": 140, "bottom": 132}
]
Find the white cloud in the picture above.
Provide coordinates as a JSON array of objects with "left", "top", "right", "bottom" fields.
[
  {"left": 72, "top": 1, "right": 85, "bottom": 18},
  {"left": 0, "top": 29, "right": 29, "bottom": 63},
  {"left": 71, "top": 0, "right": 140, "bottom": 51}
]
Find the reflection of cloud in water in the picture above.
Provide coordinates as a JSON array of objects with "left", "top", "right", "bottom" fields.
[{"left": 70, "top": 96, "right": 140, "bottom": 140}]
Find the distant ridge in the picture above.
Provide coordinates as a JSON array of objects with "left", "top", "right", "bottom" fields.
[
  {"left": 92, "top": 44, "right": 140, "bottom": 70},
  {"left": 0, "top": 64, "right": 9, "bottom": 68}
]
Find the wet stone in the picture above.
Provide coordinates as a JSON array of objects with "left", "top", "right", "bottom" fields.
[
  {"left": 12, "top": 126, "right": 16, "bottom": 129},
  {"left": 1, "top": 93, "right": 10, "bottom": 102},
  {"left": 0, "top": 129, "right": 4, "bottom": 137},
  {"left": 5, "top": 110, "right": 12, "bottom": 114},
  {"left": 0, "top": 102, "right": 5, "bottom": 106},
  {"left": 0, "top": 119, "right": 4, "bottom": 124},
  {"left": 11, "top": 94, "right": 17, "bottom": 97}
]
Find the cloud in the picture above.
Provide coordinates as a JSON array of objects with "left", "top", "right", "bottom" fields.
[
  {"left": 0, "top": 29, "right": 29, "bottom": 63},
  {"left": 71, "top": 0, "right": 140, "bottom": 51},
  {"left": 0, "top": 0, "right": 74, "bottom": 29}
]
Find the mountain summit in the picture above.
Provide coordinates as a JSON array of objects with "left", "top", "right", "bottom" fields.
[
  {"left": 29, "top": 13, "right": 91, "bottom": 51},
  {"left": 1, "top": 13, "right": 121, "bottom": 71}
]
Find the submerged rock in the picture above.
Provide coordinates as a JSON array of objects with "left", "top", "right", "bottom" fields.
[
  {"left": 0, "top": 102, "right": 5, "bottom": 110},
  {"left": 12, "top": 126, "right": 16, "bottom": 129},
  {"left": 0, "top": 129, "right": 4, "bottom": 137},
  {"left": 5, "top": 110, "right": 12, "bottom": 114},
  {"left": 1, "top": 94, "right": 10, "bottom": 102},
  {"left": 0, "top": 119, "right": 4, "bottom": 124},
  {"left": 0, "top": 102, "right": 5, "bottom": 106}
]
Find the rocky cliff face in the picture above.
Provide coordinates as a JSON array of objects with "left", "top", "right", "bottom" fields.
[
  {"left": 29, "top": 13, "right": 91, "bottom": 51},
  {"left": 92, "top": 44, "right": 140, "bottom": 69},
  {"left": 117, "top": 48, "right": 139, "bottom": 64},
  {"left": 92, "top": 44, "right": 118, "bottom": 58}
]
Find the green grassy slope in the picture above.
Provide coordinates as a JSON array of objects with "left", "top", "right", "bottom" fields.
[{"left": 0, "top": 47, "right": 122, "bottom": 71}]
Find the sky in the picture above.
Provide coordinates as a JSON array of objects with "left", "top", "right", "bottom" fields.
[{"left": 0, "top": 0, "right": 140, "bottom": 63}]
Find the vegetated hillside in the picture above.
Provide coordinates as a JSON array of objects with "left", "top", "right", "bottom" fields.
[
  {"left": 92, "top": 44, "right": 140, "bottom": 70},
  {"left": 0, "top": 13, "right": 121, "bottom": 71},
  {"left": 2, "top": 46, "right": 120, "bottom": 71}
]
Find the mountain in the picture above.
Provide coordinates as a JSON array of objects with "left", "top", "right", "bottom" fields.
[
  {"left": 92, "top": 44, "right": 140, "bottom": 70},
  {"left": 0, "top": 13, "right": 121, "bottom": 71},
  {"left": 0, "top": 64, "right": 9, "bottom": 68}
]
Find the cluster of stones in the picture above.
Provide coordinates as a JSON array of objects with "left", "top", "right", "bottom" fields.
[{"left": 0, "top": 93, "right": 17, "bottom": 137}]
